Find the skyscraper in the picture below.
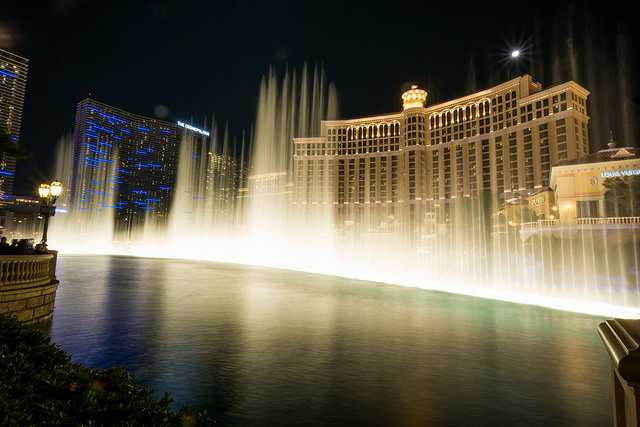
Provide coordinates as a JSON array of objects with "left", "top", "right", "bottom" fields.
[
  {"left": 71, "top": 98, "right": 179, "bottom": 235},
  {"left": 0, "top": 48, "right": 29, "bottom": 206}
]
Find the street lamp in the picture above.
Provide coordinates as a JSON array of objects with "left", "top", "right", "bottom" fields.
[
  {"left": 50, "top": 181, "right": 63, "bottom": 197},
  {"left": 37, "top": 180, "right": 63, "bottom": 251}
]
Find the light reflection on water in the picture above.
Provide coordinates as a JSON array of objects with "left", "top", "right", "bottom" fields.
[{"left": 49, "top": 255, "right": 610, "bottom": 426}]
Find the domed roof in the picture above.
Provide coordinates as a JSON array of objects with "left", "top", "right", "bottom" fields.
[{"left": 401, "top": 85, "right": 428, "bottom": 110}]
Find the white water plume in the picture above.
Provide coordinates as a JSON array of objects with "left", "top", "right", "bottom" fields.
[{"left": 47, "top": 64, "right": 640, "bottom": 319}]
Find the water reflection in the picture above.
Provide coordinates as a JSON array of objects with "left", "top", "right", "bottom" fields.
[{"left": 50, "top": 256, "right": 610, "bottom": 426}]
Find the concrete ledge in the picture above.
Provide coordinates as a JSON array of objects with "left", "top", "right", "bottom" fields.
[
  {"left": 1, "top": 252, "right": 58, "bottom": 325},
  {"left": 0, "top": 280, "right": 59, "bottom": 324}
]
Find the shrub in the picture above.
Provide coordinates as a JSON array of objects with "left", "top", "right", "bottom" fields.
[{"left": 0, "top": 315, "right": 212, "bottom": 426}]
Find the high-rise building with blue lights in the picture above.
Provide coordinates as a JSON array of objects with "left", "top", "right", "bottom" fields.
[
  {"left": 71, "top": 98, "right": 179, "bottom": 235},
  {"left": 0, "top": 48, "right": 29, "bottom": 207}
]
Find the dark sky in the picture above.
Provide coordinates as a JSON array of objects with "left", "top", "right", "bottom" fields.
[{"left": 2, "top": 0, "right": 639, "bottom": 195}]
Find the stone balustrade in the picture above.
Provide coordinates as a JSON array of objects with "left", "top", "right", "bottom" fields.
[
  {"left": 520, "top": 219, "right": 560, "bottom": 230},
  {"left": 0, "top": 252, "right": 58, "bottom": 324},
  {"left": 577, "top": 217, "right": 640, "bottom": 225},
  {"left": 520, "top": 217, "right": 640, "bottom": 229}
]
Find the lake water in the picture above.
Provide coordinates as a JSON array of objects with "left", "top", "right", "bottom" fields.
[{"left": 48, "top": 255, "right": 612, "bottom": 426}]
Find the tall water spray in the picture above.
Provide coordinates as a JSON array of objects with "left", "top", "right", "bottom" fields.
[
  {"left": 49, "top": 134, "right": 117, "bottom": 251},
  {"left": 44, "top": 57, "right": 640, "bottom": 317},
  {"left": 168, "top": 120, "right": 245, "bottom": 241},
  {"left": 246, "top": 64, "right": 338, "bottom": 258}
]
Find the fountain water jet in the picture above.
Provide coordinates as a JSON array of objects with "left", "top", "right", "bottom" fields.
[{"left": 45, "top": 63, "right": 640, "bottom": 319}]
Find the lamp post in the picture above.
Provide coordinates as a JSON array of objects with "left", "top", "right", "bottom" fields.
[{"left": 37, "top": 180, "right": 63, "bottom": 250}]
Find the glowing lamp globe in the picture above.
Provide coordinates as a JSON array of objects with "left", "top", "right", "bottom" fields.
[
  {"left": 38, "top": 184, "right": 51, "bottom": 198},
  {"left": 511, "top": 50, "right": 520, "bottom": 58},
  {"left": 50, "top": 181, "right": 63, "bottom": 197}
]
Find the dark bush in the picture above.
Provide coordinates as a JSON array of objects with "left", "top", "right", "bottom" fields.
[{"left": 0, "top": 315, "right": 212, "bottom": 426}]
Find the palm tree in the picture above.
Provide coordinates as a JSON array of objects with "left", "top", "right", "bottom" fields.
[
  {"left": 604, "top": 177, "right": 632, "bottom": 217},
  {"left": 629, "top": 176, "right": 640, "bottom": 216}
]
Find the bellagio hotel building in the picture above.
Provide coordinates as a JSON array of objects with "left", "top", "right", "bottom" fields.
[{"left": 293, "top": 75, "right": 590, "bottom": 230}]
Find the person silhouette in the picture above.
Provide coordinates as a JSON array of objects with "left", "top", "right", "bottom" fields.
[{"left": 0, "top": 236, "right": 10, "bottom": 254}]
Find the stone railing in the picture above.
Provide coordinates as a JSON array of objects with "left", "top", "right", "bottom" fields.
[
  {"left": 598, "top": 319, "right": 640, "bottom": 427},
  {"left": 0, "top": 252, "right": 58, "bottom": 324},
  {"left": 520, "top": 219, "right": 559, "bottom": 230},
  {"left": 577, "top": 217, "right": 640, "bottom": 225},
  {"left": 1, "top": 254, "right": 56, "bottom": 287},
  {"left": 520, "top": 217, "right": 640, "bottom": 229}
]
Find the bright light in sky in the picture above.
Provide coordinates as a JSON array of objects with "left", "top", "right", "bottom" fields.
[{"left": 511, "top": 49, "right": 520, "bottom": 58}]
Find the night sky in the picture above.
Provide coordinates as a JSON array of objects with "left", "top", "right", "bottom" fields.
[{"left": 2, "top": 0, "right": 639, "bottom": 195}]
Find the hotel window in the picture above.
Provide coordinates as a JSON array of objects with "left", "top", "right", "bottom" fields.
[
  {"left": 542, "top": 98, "right": 550, "bottom": 116},
  {"left": 556, "top": 119, "right": 568, "bottom": 160},
  {"left": 455, "top": 145, "right": 464, "bottom": 195},
  {"left": 539, "top": 125, "right": 550, "bottom": 187},
  {"left": 348, "top": 157, "right": 357, "bottom": 195},
  {"left": 369, "top": 157, "right": 377, "bottom": 202},
  {"left": 577, "top": 200, "right": 599, "bottom": 218},
  {"left": 509, "top": 132, "right": 518, "bottom": 194},
  {"left": 420, "top": 150, "right": 428, "bottom": 199},
  {"left": 431, "top": 149, "right": 440, "bottom": 199},
  {"left": 327, "top": 160, "right": 335, "bottom": 201},
  {"left": 443, "top": 147, "right": 451, "bottom": 198},
  {"left": 481, "top": 139, "right": 490, "bottom": 191},
  {"left": 338, "top": 159, "right": 345, "bottom": 203},
  {"left": 305, "top": 161, "right": 314, "bottom": 199},
  {"left": 523, "top": 129, "right": 534, "bottom": 191},
  {"left": 495, "top": 136, "right": 504, "bottom": 196},
  {"left": 358, "top": 159, "right": 365, "bottom": 203},
  {"left": 468, "top": 143, "right": 477, "bottom": 193},
  {"left": 391, "top": 156, "right": 398, "bottom": 202},
  {"left": 409, "top": 150, "right": 416, "bottom": 199},
  {"left": 380, "top": 157, "right": 388, "bottom": 200}
]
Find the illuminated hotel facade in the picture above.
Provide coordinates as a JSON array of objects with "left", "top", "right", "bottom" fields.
[
  {"left": 0, "top": 48, "right": 29, "bottom": 206},
  {"left": 293, "top": 75, "right": 590, "bottom": 231},
  {"left": 551, "top": 144, "right": 640, "bottom": 224},
  {"left": 71, "top": 98, "right": 179, "bottom": 234}
]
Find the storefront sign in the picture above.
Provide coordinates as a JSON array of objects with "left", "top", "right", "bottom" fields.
[{"left": 601, "top": 169, "right": 640, "bottom": 178}]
